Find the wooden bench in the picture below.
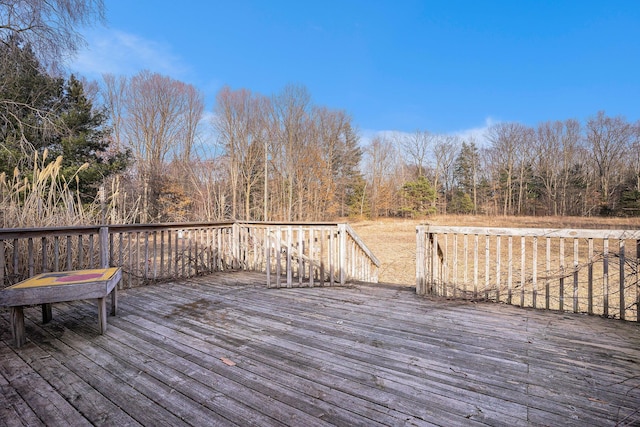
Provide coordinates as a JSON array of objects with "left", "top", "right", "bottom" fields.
[{"left": 0, "top": 267, "right": 122, "bottom": 348}]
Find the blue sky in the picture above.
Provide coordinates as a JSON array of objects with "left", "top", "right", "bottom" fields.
[{"left": 71, "top": 0, "right": 640, "bottom": 142}]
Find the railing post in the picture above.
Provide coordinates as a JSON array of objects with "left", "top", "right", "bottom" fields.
[
  {"left": 286, "top": 226, "right": 293, "bottom": 288},
  {"left": 232, "top": 223, "right": 240, "bottom": 269},
  {"left": 99, "top": 226, "right": 109, "bottom": 268},
  {"left": 416, "top": 227, "right": 425, "bottom": 295},
  {"left": 636, "top": 239, "right": 640, "bottom": 322},
  {"left": 338, "top": 224, "right": 346, "bottom": 286},
  {"left": 265, "top": 226, "right": 272, "bottom": 288},
  {"left": 619, "top": 239, "right": 625, "bottom": 320}
]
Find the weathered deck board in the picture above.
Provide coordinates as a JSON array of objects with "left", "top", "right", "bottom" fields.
[{"left": 1, "top": 271, "right": 639, "bottom": 426}]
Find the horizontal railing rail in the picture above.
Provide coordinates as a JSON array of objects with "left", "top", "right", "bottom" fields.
[
  {"left": 417, "top": 225, "right": 640, "bottom": 322},
  {"left": 1, "top": 221, "right": 379, "bottom": 289}
]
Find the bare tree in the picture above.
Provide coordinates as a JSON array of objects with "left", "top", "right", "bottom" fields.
[
  {"left": 514, "top": 127, "right": 534, "bottom": 215},
  {"left": 1, "top": 0, "right": 105, "bottom": 69},
  {"left": 271, "top": 84, "right": 311, "bottom": 221},
  {"left": 398, "top": 130, "right": 433, "bottom": 178},
  {"left": 486, "top": 122, "right": 531, "bottom": 215},
  {"left": 122, "top": 70, "right": 204, "bottom": 222},
  {"left": 631, "top": 121, "right": 640, "bottom": 193},
  {"left": 363, "top": 136, "right": 399, "bottom": 218},
  {"left": 534, "top": 120, "right": 582, "bottom": 215},
  {"left": 213, "top": 86, "right": 266, "bottom": 220},
  {"left": 102, "top": 73, "right": 127, "bottom": 151},
  {"left": 585, "top": 111, "right": 633, "bottom": 213},
  {"left": 432, "top": 135, "right": 460, "bottom": 214}
]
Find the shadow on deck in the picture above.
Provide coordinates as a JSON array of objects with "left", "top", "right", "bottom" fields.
[{"left": 1, "top": 271, "right": 639, "bottom": 426}]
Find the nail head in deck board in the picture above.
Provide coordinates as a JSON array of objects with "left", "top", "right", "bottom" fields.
[{"left": 1, "top": 271, "right": 639, "bottom": 426}]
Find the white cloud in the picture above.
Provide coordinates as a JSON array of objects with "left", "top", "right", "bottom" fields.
[
  {"left": 361, "top": 117, "right": 498, "bottom": 148},
  {"left": 70, "top": 28, "right": 190, "bottom": 79},
  {"left": 194, "top": 111, "right": 222, "bottom": 158},
  {"left": 451, "top": 117, "right": 497, "bottom": 147}
]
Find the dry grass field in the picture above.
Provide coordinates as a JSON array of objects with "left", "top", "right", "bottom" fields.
[{"left": 351, "top": 215, "right": 640, "bottom": 286}]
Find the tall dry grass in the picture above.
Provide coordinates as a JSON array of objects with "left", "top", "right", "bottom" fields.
[
  {"left": 0, "top": 150, "right": 99, "bottom": 228},
  {"left": 0, "top": 152, "right": 141, "bottom": 285},
  {"left": 0, "top": 150, "right": 140, "bottom": 228}
]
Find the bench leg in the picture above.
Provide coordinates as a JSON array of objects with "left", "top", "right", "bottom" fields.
[
  {"left": 10, "top": 306, "right": 26, "bottom": 348},
  {"left": 97, "top": 297, "right": 107, "bottom": 334},
  {"left": 110, "top": 285, "right": 117, "bottom": 316},
  {"left": 42, "top": 303, "right": 52, "bottom": 324}
]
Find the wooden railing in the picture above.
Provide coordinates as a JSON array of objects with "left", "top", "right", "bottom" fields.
[
  {"left": 0, "top": 221, "right": 379, "bottom": 289},
  {"left": 240, "top": 223, "right": 379, "bottom": 288},
  {"left": 417, "top": 225, "right": 640, "bottom": 321}
]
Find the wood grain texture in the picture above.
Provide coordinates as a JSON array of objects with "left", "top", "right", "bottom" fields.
[{"left": 1, "top": 271, "right": 638, "bottom": 426}]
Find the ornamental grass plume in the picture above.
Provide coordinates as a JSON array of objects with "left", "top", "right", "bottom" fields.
[{"left": 0, "top": 151, "right": 100, "bottom": 228}]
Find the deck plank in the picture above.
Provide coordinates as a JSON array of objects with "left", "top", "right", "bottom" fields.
[{"left": 1, "top": 271, "right": 639, "bottom": 427}]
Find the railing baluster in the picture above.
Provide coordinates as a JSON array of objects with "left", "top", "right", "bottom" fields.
[
  {"left": 286, "top": 226, "right": 293, "bottom": 288},
  {"left": 265, "top": 227, "right": 271, "bottom": 287},
  {"left": 546, "top": 237, "right": 551, "bottom": 310},
  {"left": 66, "top": 236, "right": 72, "bottom": 271},
  {"left": 559, "top": 238, "right": 565, "bottom": 312},
  {"left": 160, "top": 230, "right": 165, "bottom": 278},
  {"left": 573, "top": 238, "right": 579, "bottom": 313},
  {"left": 88, "top": 233, "right": 94, "bottom": 268},
  {"left": 520, "top": 237, "right": 526, "bottom": 307},
  {"left": 308, "top": 229, "right": 314, "bottom": 287},
  {"left": 153, "top": 230, "right": 158, "bottom": 280},
  {"left": 473, "top": 234, "right": 478, "bottom": 298},
  {"left": 484, "top": 234, "right": 490, "bottom": 300},
  {"left": 77, "top": 235, "right": 83, "bottom": 269},
  {"left": 636, "top": 239, "right": 640, "bottom": 322},
  {"left": 298, "top": 226, "right": 304, "bottom": 285},
  {"left": 0, "top": 239, "right": 5, "bottom": 286},
  {"left": 319, "top": 228, "right": 325, "bottom": 286},
  {"left": 507, "top": 236, "right": 512, "bottom": 305},
  {"left": 27, "top": 238, "right": 34, "bottom": 277},
  {"left": 12, "top": 239, "right": 19, "bottom": 281},
  {"left": 275, "top": 226, "right": 282, "bottom": 287},
  {"left": 118, "top": 233, "right": 123, "bottom": 282},
  {"left": 588, "top": 238, "right": 594, "bottom": 315},
  {"left": 603, "top": 238, "right": 609, "bottom": 317},
  {"left": 532, "top": 236, "right": 537, "bottom": 309},
  {"left": 464, "top": 234, "right": 469, "bottom": 298},
  {"left": 329, "top": 228, "right": 335, "bottom": 286},
  {"left": 54, "top": 236, "right": 60, "bottom": 272},
  {"left": 619, "top": 239, "right": 625, "bottom": 320},
  {"left": 452, "top": 233, "right": 458, "bottom": 298},
  {"left": 495, "top": 235, "right": 501, "bottom": 302},
  {"left": 41, "top": 237, "right": 48, "bottom": 273},
  {"left": 128, "top": 232, "right": 133, "bottom": 288}
]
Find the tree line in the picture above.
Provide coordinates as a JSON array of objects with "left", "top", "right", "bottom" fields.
[
  {"left": 2, "top": 0, "right": 639, "bottom": 226},
  {"left": 386, "top": 115, "right": 639, "bottom": 218}
]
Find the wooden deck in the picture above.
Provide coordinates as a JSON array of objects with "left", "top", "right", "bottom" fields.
[{"left": 1, "top": 272, "right": 639, "bottom": 426}]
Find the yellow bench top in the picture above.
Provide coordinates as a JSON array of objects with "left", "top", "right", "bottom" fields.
[{"left": 6, "top": 268, "right": 121, "bottom": 289}]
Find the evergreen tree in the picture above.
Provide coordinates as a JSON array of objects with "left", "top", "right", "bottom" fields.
[
  {"left": 454, "top": 141, "right": 480, "bottom": 213},
  {"left": 54, "top": 75, "right": 129, "bottom": 202},
  {"left": 0, "top": 38, "right": 63, "bottom": 170},
  {"left": 400, "top": 176, "right": 437, "bottom": 218},
  {"left": 0, "top": 41, "right": 128, "bottom": 202},
  {"left": 450, "top": 191, "right": 475, "bottom": 214},
  {"left": 336, "top": 122, "right": 364, "bottom": 217}
]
